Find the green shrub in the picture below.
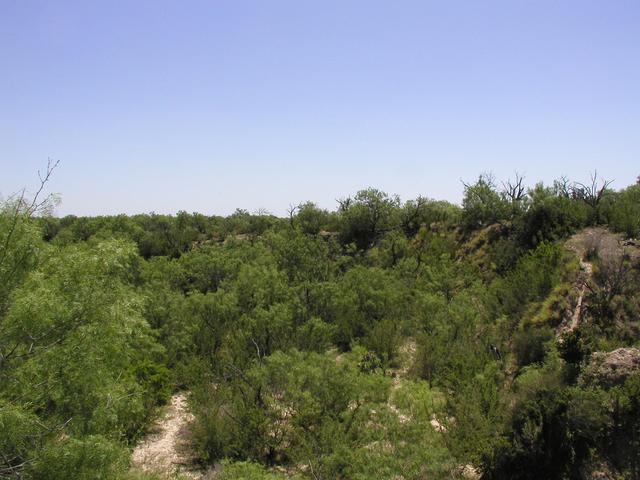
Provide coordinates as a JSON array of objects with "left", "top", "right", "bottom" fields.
[
  {"left": 30, "top": 435, "right": 128, "bottom": 480},
  {"left": 514, "top": 327, "right": 553, "bottom": 367}
]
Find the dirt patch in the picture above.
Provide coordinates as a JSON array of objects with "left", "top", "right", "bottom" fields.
[
  {"left": 556, "top": 258, "right": 592, "bottom": 339},
  {"left": 566, "top": 227, "right": 640, "bottom": 265},
  {"left": 392, "top": 339, "right": 417, "bottom": 383},
  {"left": 131, "top": 392, "right": 202, "bottom": 479}
]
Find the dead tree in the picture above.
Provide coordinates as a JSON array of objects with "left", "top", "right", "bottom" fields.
[
  {"left": 572, "top": 171, "right": 613, "bottom": 224},
  {"left": 337, "top": 196, "right": 352, "bottom": 212},
  {"left": 286, "top": 203, "right": 299, "bottom": 228},
  {"left": 401, "top": 196, "right": 427, "bottom": 236},
  {"left": 553, "top": 176, "right": 572, "bottom": 198},
  {"left": 501, "top": 172, "right": 527, "bottom": 203},
  {"left": 572, "top": 171, "right": 613, "bottom": 209}
]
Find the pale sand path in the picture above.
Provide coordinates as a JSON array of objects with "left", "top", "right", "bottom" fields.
[{"left": 131, "top": 392, "right": 202, "bottom": 479}]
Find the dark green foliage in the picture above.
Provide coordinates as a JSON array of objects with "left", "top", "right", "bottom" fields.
[
  {"left": 447, "top": 363, "right": 506, "bottom": 463},
  {"left": 400, "top": 197, "right": 460, "bottom": 236},
  {"left": 516, "top": 183, "right": 589, "bottom": 248},
  {"left": 490, "top": 241, "right": 565, "bottom": 324},
  {"left": 0, "top": 404, "right": 42, "bottom": 474},
  {"left": 337, "top": 188, "right": 400, "bottom": 249},
  {"left": 295, "top": 317, "right": 335, "bottom": 353},
  {"left": 558, "top": 328, "right": 595, "bottom": 383},
  {"left": 483, "top": 385, "right": 610, "bottom": 480},
  {"left": 514, "top": 327, "right": 553, "bottom": 367},
  {"left": 610, "top": 374, "right": 640, "bottom": 477},
  {"left": 604, "top": 183, "right": 640, "bottom": 238},
  {"left": 332, "top": 265, "right": 407, "bottom": 358},
  {"left": 294, "top": 202, "right": 331, "bottom": 235},
  {"left": 134, "top": 361, "right": 172, "bottom": 409}
]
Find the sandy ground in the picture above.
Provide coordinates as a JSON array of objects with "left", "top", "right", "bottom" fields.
[
  {"left": 556, "top": 258, "right": 593, "bottom": 339},
  {"left": 131, "top": 392, "right": 202, "bottom": 479}
]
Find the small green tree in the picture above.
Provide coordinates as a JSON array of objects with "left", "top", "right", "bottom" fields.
[{"left": 338, "top": 188, "right": 401, "bottom": 249}]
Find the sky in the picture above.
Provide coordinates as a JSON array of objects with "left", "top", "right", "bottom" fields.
[{"left": 1, "top": 0, "right": 639, "bottom": 216}]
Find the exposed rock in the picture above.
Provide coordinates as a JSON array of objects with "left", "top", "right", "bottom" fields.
[
  {"left": 430, "top": 414, "right": 447, "bottom": 433},
  {"left": 318, "top": 230, "right": 339, "bottom": 239},
  {"left": 581, "top": 347, "right": 640, "bottom": 388},
  {"left": 455, "top": 464, "right": 481, "bottom": 479},
  {"left": 586, "top": 461, "right": 618, "bottom": 480},
  {"left": 567, "top": 227, "right": 640, "bottom": 265}
]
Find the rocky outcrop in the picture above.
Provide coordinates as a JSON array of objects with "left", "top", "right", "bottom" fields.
[{"left": 581, "top": 348, "right": 640, "bottom": 388}]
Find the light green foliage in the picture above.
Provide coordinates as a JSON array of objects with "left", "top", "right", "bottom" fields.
[
  {"left": 234, "top": 263, "right": 290, "bottom": 312},
  {"left": 415, "top": 289, "right": 493, "bottom": 388},
  {"left": 264, "top": 228, "right": 332, "bottom": 283},
  {"left": 216, "top": 460, "right": 297, "bottom": 480},
  {"left": 0, "top": 212, "right": 168, "bottom": 478},
  {"left": 29, "top": 435, "right": 128, "bottom": 480},
  {"left": 461, "top": 174, "right": 510, "bottom": 232},
  {"left": 0, "top": 201, "right": 45, "bottom": 314},
  {"left": 2, "top": 240, "right": 166, "bottom": 438},
  {"left": 190, "top": 350, "right": 391, "bottom": 467},
  {"left": 447, "top": 363, "right": 507, "bottom": 463},
  {"left": 191, "top": 349, "right": 458, "bottom": 479},
  {"left": 366, "top": 230, "right": 411, "bottom": 268},
  {"left": 177, "top": 245, "right": 239, "bottom": 293}
]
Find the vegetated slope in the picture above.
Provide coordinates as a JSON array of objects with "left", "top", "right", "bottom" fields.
[
  {"left": 563, "top": 226, "right": 640, "bottom": 336},
  {"left": 483, "top": 227, "right": 640, "bottom": 480},
  {"left": 3, "top": 176, "right": 640, "bottom": 480}
]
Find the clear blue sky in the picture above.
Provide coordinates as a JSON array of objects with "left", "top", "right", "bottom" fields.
[{"left": 1, "top": 0, "right": 639, "bottom": 216}]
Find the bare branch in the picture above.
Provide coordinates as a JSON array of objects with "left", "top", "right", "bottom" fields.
[
  {"left": 28, "top": 158, "right": 60, "bottom": 216},
  {"left": 553, "top": 176, "right": 572, "bottom": 197},
  {"left": 336, "top": 196, "right": 352, "bottom": 212},
  {"left": 572, "top": 171, "right": 614, "bottom": 209},
  {"left": 501, "top": 172, "right": 527, "bottom": 203},
  {"left": 286, "top": 203, "right": 299, "bottom": 228}
]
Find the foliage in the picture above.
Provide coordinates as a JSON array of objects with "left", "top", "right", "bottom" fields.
[
  {"left": 338, "top": 188, "right": 401, "bottom": 249},
  {"left": 604, "top": 183, "right": 640, "bottom": 238},
  {"left": 3, "top": 175, "right": 640, "bottom": 479},
  {"left": 29, "top": 435, "right": 128, "bottom": 480},
  {"left": 461, "top": 174, "right": 510, "bottom": 233}
]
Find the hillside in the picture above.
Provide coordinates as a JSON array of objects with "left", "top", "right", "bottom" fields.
[{"left": 1, "top": 176, "right": 639, "bottom": 480}]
